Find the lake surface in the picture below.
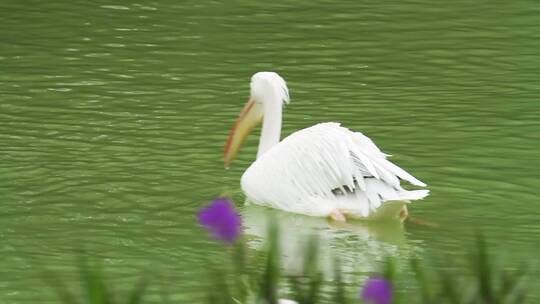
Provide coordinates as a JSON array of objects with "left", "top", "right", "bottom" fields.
[{"left": 1, "top": 0, "right": 539, "bottom": 302}]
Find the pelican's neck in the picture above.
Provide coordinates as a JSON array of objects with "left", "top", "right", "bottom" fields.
[{"left": 257, "top": 99, "right": 282, "bottom": 158}]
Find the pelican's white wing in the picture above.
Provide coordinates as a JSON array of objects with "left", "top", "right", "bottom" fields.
[{"left": 241, "top": 123, "right": 428, "bottom": 218}]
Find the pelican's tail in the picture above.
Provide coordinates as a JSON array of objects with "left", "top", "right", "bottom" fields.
[
  {"left": 397, "top": 189, "right": 430, "bottom": 201},
  {"left": 339, "top": 179, "right": 429, "bottom": 219}
]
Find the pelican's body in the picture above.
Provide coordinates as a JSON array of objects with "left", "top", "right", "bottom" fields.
[{"left": 224, "top": 72, "right": 428, "bottom": 221}]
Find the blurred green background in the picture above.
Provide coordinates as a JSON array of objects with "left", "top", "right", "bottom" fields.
[{"left": 1, "top": 0, "right": 539, "bottom": 302}]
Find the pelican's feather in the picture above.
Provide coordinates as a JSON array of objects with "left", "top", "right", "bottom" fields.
[{"left": 241, "top": 123, "right": 429, "bottom": 218}]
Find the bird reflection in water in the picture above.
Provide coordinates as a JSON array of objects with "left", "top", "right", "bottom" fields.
[{"left": 241, "top": 203, "right": 410, "bottom": 276}]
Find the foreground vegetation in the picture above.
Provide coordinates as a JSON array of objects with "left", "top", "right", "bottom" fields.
[
  {"left": 203, "top": 221, "right": 526, "bottom": 302},
  {"left": 51, "top": 198, "right": 527, "bottom": 303}
]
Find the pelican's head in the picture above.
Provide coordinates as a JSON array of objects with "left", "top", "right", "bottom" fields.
[{"left": 224, "top": 72, "right": 290, "bottom": 167}]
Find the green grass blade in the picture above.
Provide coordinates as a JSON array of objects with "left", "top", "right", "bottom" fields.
[
  {"left": 334, "top": 258, "right": 347, "bottom": 304},
  {"left": 438, "top": 268, "right": 460, "bottom": 304},
  {"left": 500, "top": 265, "right": 527, "bottom": 304},
  {"left": 260, "top": 219, "right": 280, "bottom": 304},
  {"left": 86, "top": 271, "right": 112, "bottom": 304},
  {"left": 41, "top": 271, "right": 80, "bottom": 304},
  {"left": 471, "top": 234, "right": 493, "bottom": 303},
  {"left": 77, "top": 258, "right": 113, "bottom": 304},
  {"left": 410, "top": 257, "right": 432, "bottom": 304},
  {"left": 126, "top": 275, "right": 149, "bottom": 304}
]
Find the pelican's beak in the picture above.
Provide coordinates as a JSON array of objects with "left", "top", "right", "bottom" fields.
[{"left": 224, "top": 98, "right": 263, "bottom": 167}]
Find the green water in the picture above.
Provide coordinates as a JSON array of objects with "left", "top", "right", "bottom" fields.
[{"left": 1, "top": 0, "right": 539, "bottom": 302}]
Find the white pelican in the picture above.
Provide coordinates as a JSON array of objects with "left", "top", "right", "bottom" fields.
[{"left": 224, "top": 72, "right": 429, "bottom": 221}]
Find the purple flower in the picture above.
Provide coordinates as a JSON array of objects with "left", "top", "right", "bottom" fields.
[
  {"left": 197, "top": 198, "right": 241, "bottom": 244},
  {"left": 361, "top": 277, "right": 393, "bottom": 304}
]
